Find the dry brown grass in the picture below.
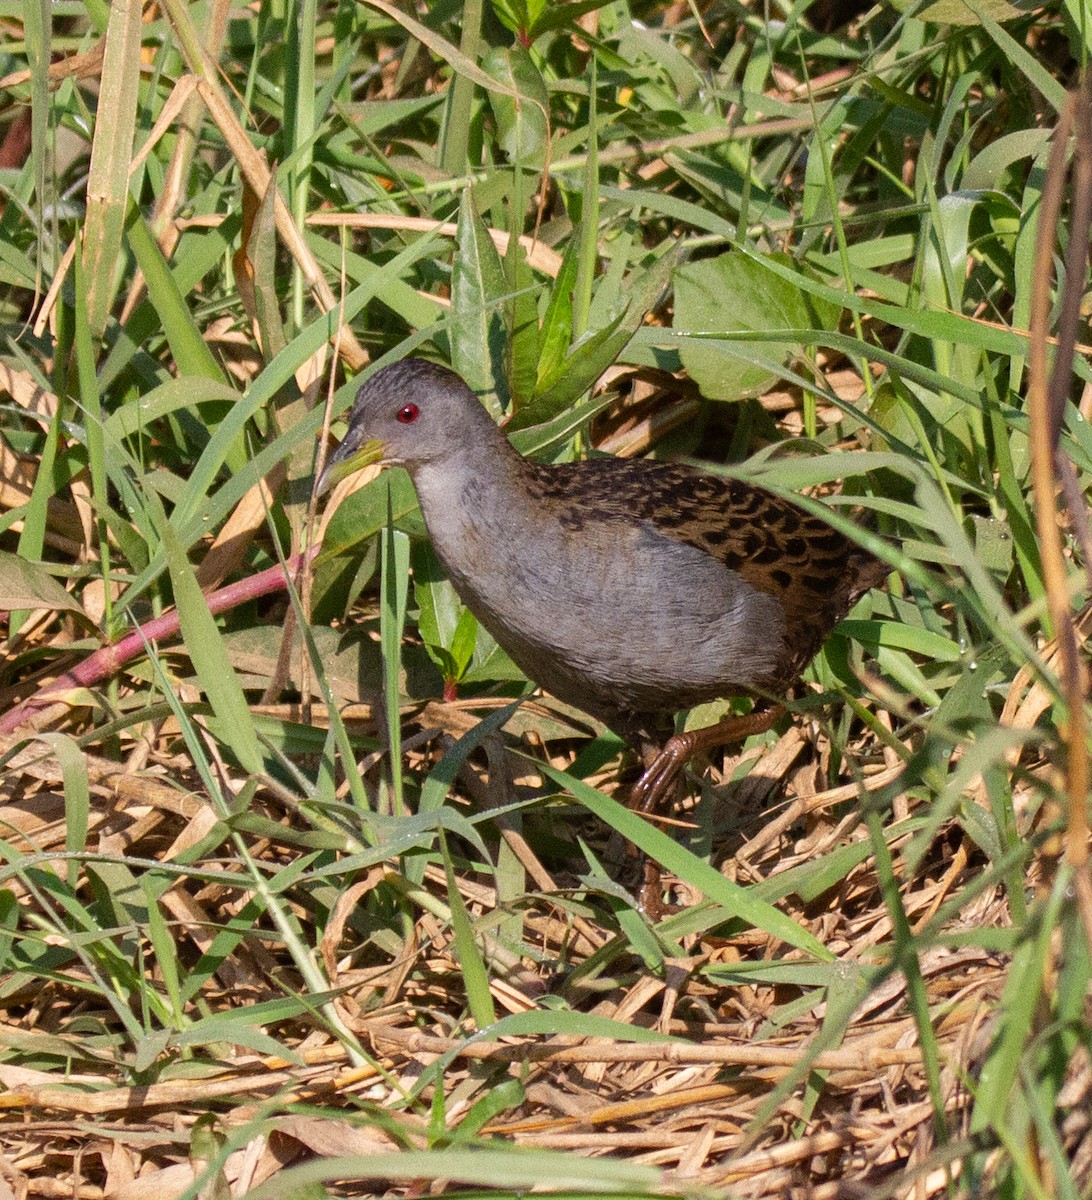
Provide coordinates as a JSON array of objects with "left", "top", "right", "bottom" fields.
[{"left": 1, "top": 638, "right": 1087, "bottom": 1200}]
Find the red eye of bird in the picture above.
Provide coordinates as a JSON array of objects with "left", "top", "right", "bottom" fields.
[{"left": 396, "top": 403, "right": 420, "bottom": 424}]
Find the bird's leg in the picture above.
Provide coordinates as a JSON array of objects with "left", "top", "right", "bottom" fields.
[
  {"left": 628, "top": 704, "right": 785, "bottom": 918},
  {"left": 629, "top": 736, "right": 674, "bottom": 920}
]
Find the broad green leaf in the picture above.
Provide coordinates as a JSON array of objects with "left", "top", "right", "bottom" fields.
[
  {"left": 0, "top": 236, "right": 38, "bottom": 289},
  {"left": 458, "top": 627, "right": 525, "bottom": 684},
  {"left": 439, "top": 0, "right": 483, "bottom": 179},
  {"left": 483, "top": 46, "right": 549, "bottom": 167},
  {"left": 762, "top": 841, "right": 877, "bottom": 906},
  {"left": 450, "top": 189, "right": 510, "bottom": 412},
  {"left": 99, "top": 214, "right": 243, "bottom": 393},
  {"left": 673, "top": 251, "right": 840, "bottom": 401},
  {"left": 512, "top": 306, "right": 628, "bottom": 429},
  {"left": 481, "top": 1008, "right": 678, "bottom": 1041},
  {"left": 572, "top": 55, "right": 599, "bottom": 340},
  {"left": 174, "top": 1018, "right": 304, "bottom": 1060}
]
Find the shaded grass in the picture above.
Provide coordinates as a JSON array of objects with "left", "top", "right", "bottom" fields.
[{"left": 0, "top": 1, "right": 1090, "bottom": 1197}]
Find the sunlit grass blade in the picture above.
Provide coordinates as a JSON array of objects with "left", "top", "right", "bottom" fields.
[
  {"left": 80, "top": 0, "right": 142, "bottom": 335},
  {"left": 161, "top": 521, "right": 264, "bottom": 776}
]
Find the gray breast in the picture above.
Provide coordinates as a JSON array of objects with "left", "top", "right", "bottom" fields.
[{"left": 420, "top": 471, "right": 787, "bottom": 718}]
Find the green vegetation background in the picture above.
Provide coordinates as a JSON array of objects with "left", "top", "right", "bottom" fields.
[{"left": 0, "top": 0, "right": 1090, "bottom": 1196}]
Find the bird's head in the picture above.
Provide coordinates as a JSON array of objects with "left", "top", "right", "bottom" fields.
[{"left": 317, "top": 358, "right": 496, "bottom": 494}]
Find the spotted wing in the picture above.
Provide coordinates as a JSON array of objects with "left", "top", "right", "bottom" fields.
[{"left": 528, "top": 458, "right": 885, "bottom": 688}]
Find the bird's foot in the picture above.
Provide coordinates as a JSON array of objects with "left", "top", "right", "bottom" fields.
[
  {"left": 629, "top": 733, "right": 696, "bottom": 818},
  {"left": 633, "top": 704, "right": 785, "bottom": 813},
  {"left": 626, "top": 704, "right": 786, "bottom": 917}
]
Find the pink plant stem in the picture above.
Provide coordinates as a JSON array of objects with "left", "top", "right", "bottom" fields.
[{"left": 0, "top": 548, "right": 318, "bottom": 734}]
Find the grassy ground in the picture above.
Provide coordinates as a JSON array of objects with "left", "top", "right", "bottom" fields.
[{"left": 1, "top": 0, "right": 1091, "bottom": 1196}]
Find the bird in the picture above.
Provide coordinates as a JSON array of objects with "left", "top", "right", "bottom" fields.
[{"left": 318, "top": 357, "right": 888, "bottom": 913}]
